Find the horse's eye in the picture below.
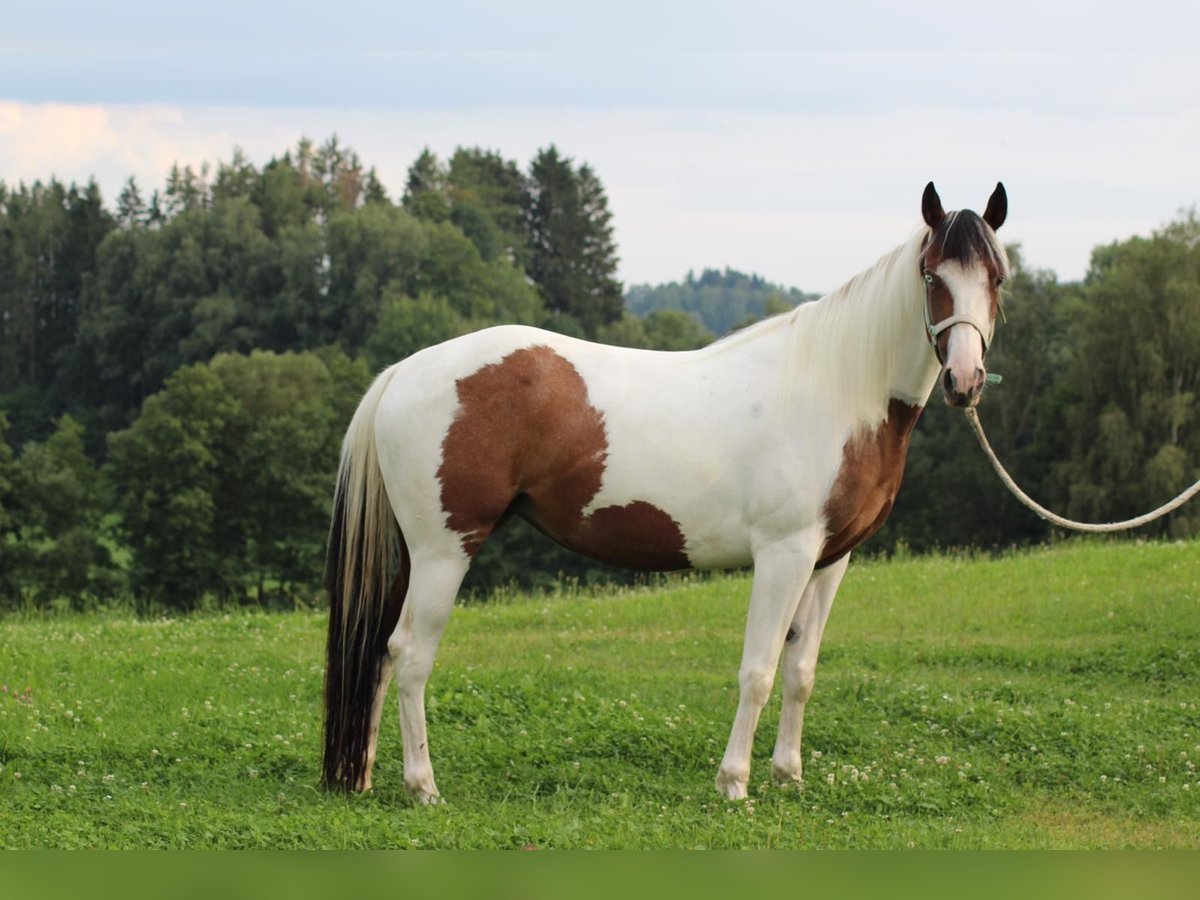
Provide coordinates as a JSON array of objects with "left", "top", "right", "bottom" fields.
[{"left": 995, "top": 275, "right": 1006, "bottom": 287}]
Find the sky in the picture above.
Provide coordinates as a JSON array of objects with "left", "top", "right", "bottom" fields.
[{"left": 4, "top": 4, "right": 1200, "bottom": 293}]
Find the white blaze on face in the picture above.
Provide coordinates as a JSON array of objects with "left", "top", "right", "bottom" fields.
[{"left": 935, "top": 258, "right": 993, "bottom": 390}]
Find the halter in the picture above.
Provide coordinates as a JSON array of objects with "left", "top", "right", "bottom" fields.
[
  {"left": 920, "top": 267, "right": 1004, "bottom": 386},
  {"left": 920, "top": 269, "right": 996, "bottom": 364}
]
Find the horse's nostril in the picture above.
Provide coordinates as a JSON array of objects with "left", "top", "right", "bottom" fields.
[{"left": 943, "top": 368, "right": 956, "bottom": 393}]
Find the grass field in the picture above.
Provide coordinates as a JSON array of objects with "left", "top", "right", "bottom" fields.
[{"left": 1, "top": 540, "right": 1198, "bottom": 848}]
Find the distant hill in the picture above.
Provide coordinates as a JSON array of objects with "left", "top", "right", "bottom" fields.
[{"left": 624, "top": 268, "right": 820, "bottom": 336}]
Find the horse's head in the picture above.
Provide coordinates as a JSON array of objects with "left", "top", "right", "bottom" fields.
[{"left": 919, "top": 182, "right": 1008, "bottom": 408}]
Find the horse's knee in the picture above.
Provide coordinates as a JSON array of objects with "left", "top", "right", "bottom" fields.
[
  {"left": 783, "top": 662, "right": 817, "bottom": 704},
  {"left": 739, "top": 665, "right": 775, "bottom": 708},
  {"left": 385, "top": 633, "right": 426, "bottom": 689},
  {"left": 386, "top": 631, "right": 406, "bottom": 662}
]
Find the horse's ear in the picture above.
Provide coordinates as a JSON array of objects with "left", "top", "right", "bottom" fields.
[
  {"left": 983, "top": 182, "right": 1007, "bottom": 231},
  {"left": 922, "top": 182, "right": 945, "bottom": 229}
]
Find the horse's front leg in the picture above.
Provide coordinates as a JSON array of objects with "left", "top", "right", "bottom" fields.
[
  {"left": 715, "top": 531, "right": 822, "bottom": 800},
  {"left": 771, "top": 553, "right": 849, "bottom": 786}
]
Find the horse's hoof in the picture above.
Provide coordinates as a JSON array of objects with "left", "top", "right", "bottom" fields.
[
  {"left": 771, "top": 764, "right": 804, "bottom": 788},
  {"left": 715, "top": 771, "right": 749, "bottom": 800},
  {"left": 405, "top": 780, "right": 443, "bottom": 805}
]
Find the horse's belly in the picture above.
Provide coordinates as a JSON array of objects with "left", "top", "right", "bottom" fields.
[{"left": 517, "top": 497, "right": 691, "bottom": 571}]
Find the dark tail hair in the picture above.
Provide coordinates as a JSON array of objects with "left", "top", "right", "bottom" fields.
[{"left": 322, "top": 367, "right": 405, "bottom": 792}]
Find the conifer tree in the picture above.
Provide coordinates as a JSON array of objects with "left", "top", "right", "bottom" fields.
[
  {"left": 403, "top": 148, "right": 450, "bottom": 222},
  {"left": 522, "top": 145, "right": 623, "bottom": 337}
]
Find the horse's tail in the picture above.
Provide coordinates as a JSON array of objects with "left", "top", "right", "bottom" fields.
[{"left": 322, "top": 365, "right": 406, "bottom": 792}]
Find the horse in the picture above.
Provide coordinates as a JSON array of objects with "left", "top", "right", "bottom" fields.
[{"left": 322, "top": 181, "right": 1010, "bottom": 802}]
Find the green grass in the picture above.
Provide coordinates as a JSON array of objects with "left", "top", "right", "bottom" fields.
[{"left": 1, "top": 540, "right": 1198, "bottom": 848}]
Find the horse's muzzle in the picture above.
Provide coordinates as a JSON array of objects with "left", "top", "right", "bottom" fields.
[{"left": 942, "top": 366, "right": 984, "bottom": 408}]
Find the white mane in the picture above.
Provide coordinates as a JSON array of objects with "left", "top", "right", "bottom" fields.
[
  {"left": 697, "top": 213, "right": 1006, "bottom": 434},
  {"left": 776, "top": 226, "right": 937, "bottom": 429}
]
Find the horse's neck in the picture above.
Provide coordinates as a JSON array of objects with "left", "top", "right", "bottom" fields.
[{"left": 784, "top": 236, "right": 941, "bottom": 429}]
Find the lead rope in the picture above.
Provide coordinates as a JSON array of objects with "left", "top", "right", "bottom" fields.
[{"left": 964, "top": 407, "right": 1200, "bottom": 532}]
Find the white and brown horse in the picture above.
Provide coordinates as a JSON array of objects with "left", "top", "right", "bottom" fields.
[{"left": 323, "top": 182, "right": 1009, "bottom": 801}]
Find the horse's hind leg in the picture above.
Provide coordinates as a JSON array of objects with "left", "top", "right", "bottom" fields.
[
  {"left": 385, "top": 553, "right": 469, "bottom": 803},
  {"left": 359, "top": 657, "right": 394, "bottom": 791},
  {"left": 362, "top": 560, "right": 409, "bottom": 791},
  {"left": 771, "top": 553, "right": 849, "bottom": 786}
]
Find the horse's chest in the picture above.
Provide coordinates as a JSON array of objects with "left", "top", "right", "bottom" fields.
[{"left": 817, "top": 399, "right": 923, "bottom": 568}]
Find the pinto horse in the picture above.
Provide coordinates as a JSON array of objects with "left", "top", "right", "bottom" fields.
[{"left": 323, "top": 182, "right": 1009, "bottom": 802}]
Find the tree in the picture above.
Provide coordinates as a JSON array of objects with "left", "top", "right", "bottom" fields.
[
  {"left": 107, "top": 350, "right": 369, "bottom": 610},
  {"left": 208, "top": 351, "right": 363, "bottom": 603},
  {"left": 413, "top": 219, "right": 542, "bottom": 325},
  {"left": 323, "top": 202, "right": 428, "bottom": 352},
  {"left": 67, "top": 140, "right": 557, "bottom": 440},
  {"left": 107, "top": 363, "right": 239, "bottom": 610},
  {"left": 70, "top": 192, "right": 278, "bottom": 435},
  {"left": 0, "top": 178, "right": 113, "bottom": 442},
  {"left": 116, "top": 177, "right": 148, "bottom": 229},
  {"left": 402, "top": 148, "right": 450, "bottom": 222},
  {"left": 162, "top": 163, "right": 210, "bottom": 216},
  {"left": 366, "top": 292, "right": 471, "bottom": 369},
  {"left": 0, "top": 413, "right": 19, "bottom": 601},
  {"left": 312, "top": 135, "right": 369, "bottom": 216},
  {"left": 596, "top": 313, "right": 652, "bottom": 349},
  {"left": 212, "top": 147, "right": 258, "bottom": 204},
  {"left": 523, "top": 146, "right": 623, "bottom": 337},
  {"left": 254, "top": 155, "right": 313, "bottom": 237},
  {"left": 626, "top": 268, "right": 818, "bottom": 336},
  {"left": 1056, "top": 213, "right": 1200, "bottom": 536},
  {"left": 3, "top": 415, "right": 122, "bottom": 609},
  {"left": 447, "top": 147, "right": 528, "bottom": 267},
  {"left": 68, "top": 225, "right": 159, "bottom": 438},
  {"left": 640, "top": 309, "right": 714, "bottom": 350}
]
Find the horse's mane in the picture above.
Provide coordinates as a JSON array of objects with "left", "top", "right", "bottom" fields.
[
  {"left": 702, "top": 213, "right": 1006, "bottom": 428},
  {"left": 773, "top": 227, "right": 933, "bottom": 423}
]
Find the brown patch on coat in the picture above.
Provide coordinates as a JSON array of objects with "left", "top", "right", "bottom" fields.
[
  {"left": 438, "top": 346, "right": 690, "bottom": 570},
  {"left": 567, "top": 500, "right": 689, "bottom": 570},
  {"left": 922, "top": 270, "right": 957, "bottom": 363},
  {"left": 816, "top": 399, "right": 923, "bottom": 568}
]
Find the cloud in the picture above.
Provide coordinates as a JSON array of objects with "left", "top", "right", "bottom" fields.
[
  {"left": 1, "top": 102, "right": 120, "bottom": 171},
  {"left": 0, "top": 102, "right": 239, "bottom": 195}
]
